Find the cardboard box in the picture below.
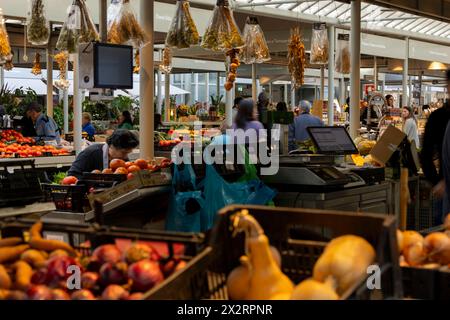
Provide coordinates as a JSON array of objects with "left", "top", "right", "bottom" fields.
[{"left": 370, "top": 125, "right": 406, "bottom": 165}]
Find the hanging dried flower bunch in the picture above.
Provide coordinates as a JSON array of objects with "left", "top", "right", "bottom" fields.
[
  {"left": 133, "top": 50, "right": 140, "bottom": 74},
  {"left": 159, "top": 46, "right": 172, "bottom": 74},
  {"left": 27, "top": 0, "right": 50, "bottom": 46},
  {"left": 31, "top": 52, "right": 42, "bottom": 75},
  {"left": 0, "top": 9, "right": 12, "bottom": 63},
  {"left": 54, "top": 51, "right": 70, "bottom": 90},
  {"left": 165, "top": 0, "right": 200, "bottom": 49},
  {"left": 288, "top": 27, "right": 306, "bottom": 89}
]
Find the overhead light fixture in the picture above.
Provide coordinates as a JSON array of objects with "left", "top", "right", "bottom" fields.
[
  {"left": 392, "top": 66, "right": 403, "bottom": 71},
  {"left": 428, "top": 61, "right": 447, "bottom": 70}
]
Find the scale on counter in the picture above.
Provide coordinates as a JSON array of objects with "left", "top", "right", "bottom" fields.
[{"left": 263, "top": 127, "right": 366, "bottom": 192}]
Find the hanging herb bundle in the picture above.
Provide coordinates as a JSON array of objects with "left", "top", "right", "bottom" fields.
[
  {"left": 108, "top": 0, "right": 149, "bottom": 48},
  {"left": 56, "top": 0, "right": 99, "bottom": 54},
  {"left": 288, "top": 27, "right": 306, "bottom": 89},
  {"left": 240, "top": 16, "right": 270, "bottom": 64},
  {"left": 27, "top": 0, "right": 50, "bottom": 46},
  {"left": 159, "top": 46, "right": 173, "bottom": 74},
  {"left": 0, "top": 9, "right": 12, "bottom": 63},
  {"left": 310, "top": 23, "right": 329, "bottom": 65},
  {"left": 201, "top": 0, "right": 244, "bottom": 52},
  {"left": 4, "top": 53, "right": 13, "bottom": 71},
  {"left": 165, "top": 0, "right": 199, "bottom": 49},
  {"left": 133, "top": 51, "right": 140, "bottom": 74},
  {"left": 224, "top": 48, "right": 240, "bottom": 91},
  {"left": 54, "top": 51, "right": 70, "bottom": 90},
  {"left": 31, "top": 52, "right": 42, "bottom": 75},
  {"left": 335, "top": 33, "right": 351, "bottom": 74}
]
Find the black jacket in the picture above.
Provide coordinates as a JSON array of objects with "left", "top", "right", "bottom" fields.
[
  {"left": 68, "top": 144, "right": 105, "bottom": 179},
  {"left": 420, "top": 101, "right": 450, "bottom": 186}
]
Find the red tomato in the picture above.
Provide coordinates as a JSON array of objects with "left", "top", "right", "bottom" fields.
[{"left": 62, "top": 176, "right": 78, "bottom": 185}]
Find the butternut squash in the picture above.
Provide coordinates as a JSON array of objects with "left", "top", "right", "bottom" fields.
[
  {"left": 291, "top": 278, "right": 339, "bottom": 300},
  {"left": 0, "top": 265, "right": 11, "bottom": 290},
  {"left": 402, "top": 231, "right": 423, "bottom": 250},
  {"left": 13, "top": 261, "right": 33, "bottom": 291},
  {"left": 423, "top": 232, "right": 450, "bottom": 265},
  {"left": 313, "top": 235, "right": 376, "bottom": 295},
  {"left": 231, "top": 210, "right": 294, "bottom": 300},
  {"left": 403, "top": 241, "right": 427, "bottom": 266},
  {"left": 20, "top": 249, "right": 47, "bottom": 268},
  {"left": 226, "top": 256, "right": 250, "bottom": 300}
]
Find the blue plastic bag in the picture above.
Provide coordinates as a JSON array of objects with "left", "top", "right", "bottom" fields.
[
  {"left": 165, "top": 163, "right": 205, "bottom": 233},
  {"left": 202, "top": 164, "right": 276, "bottom": 230}
]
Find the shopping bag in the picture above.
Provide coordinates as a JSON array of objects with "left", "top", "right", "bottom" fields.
[
  {"left": 165, "top": 190, "right": 204, "bottom": 233},
  {"left": 202, "top": 164, "right": 276, "bottom": 230}
]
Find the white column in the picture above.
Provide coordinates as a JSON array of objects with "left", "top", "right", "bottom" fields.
[
  {"left": 256, "top": 80, "right": 261, "bottom": 96},
  {"left": 0, "top": 67, "right": 4, "bottom": 88},
  {"left": 157, "top": 70, "right": 162, "bottom": 114},
  {"left": 269, "top": 82, "right": 273, "bottom": 104},
  {"left": 350, "top": 0, "right": 361, "bottom": 139},
  {"left": 403, "top": 37, "right": 409, "bottom": 107},
  {"left": 328, "top": 25, "right": 335, "bottom": 126},
  {"left": 251, "top": 64, "right": 257, "bottom": 103},
  {"left": 46, "top": 47, "right": 53, "bottom": 117},
  {"left": 194, "top": 73, "right": 199, "bottom": 102},
  {"left": 320, "top": 66, "right": 325, "bottom": 100},
  {"left": 164, "top": 73, "right": 170, "bottom": 122},
  {"left": 290, "top": 85, "right": 296, "bottom": 110},
  {"left": 139, "top": 0, "right": 154, "bottom": 160},
  {"left": 72, "top": 54, "right": 82, "bottom": 154},
  {"left": 216, "top": 72, "right": 220, "bottom": 98},
  {"left": 340, "top": 77, "right": 346, "bottom": 106},
  {"left": 226, "top": 86, "right": 233, "bottom": 127},
  {"left": 373, "top": 56, "right": 378, "bottom": 91},
  {"left": 205, "top": 73, "right": 210, "bottom": 103},
  {"left": 185, "top": 73, "right": 192, "bottom": 105},
  {"left": 63, "top": 62, "right": 69, "bottom": 133},
  {"left": 284, "top": 84, "right": 288, "bottom": 103}
]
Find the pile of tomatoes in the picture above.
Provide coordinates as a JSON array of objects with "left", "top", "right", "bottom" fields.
[
  {"left": 157, "top": 139, "right": 181, "bottom": 148},
  {"left": 0, "top": 129, "right": 35, "bottom": 144},
  {"left": 92, "top": 158, "right": 171, "bottom": 180},
  {"left": 0, "top": 143, "right": 69, "bottom": 158}
]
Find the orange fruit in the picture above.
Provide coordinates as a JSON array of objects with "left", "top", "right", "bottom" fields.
[
  {"left": 125, "top": 161, "right": 134, "bottom": 168},
  {"left": 102, "top": 168, "right": 114, "bottom": 174},
  {"left": 135, "top": 159, "right": 148, "bottom": 170},
  {"left": 127, "top": 165, "right": 141, "bottom": 173},
  {"left": 114, "top": 167, "right": 128, "bottom": 175},
  {"left": 110, "top": 159, "right": 126, "bottom": 171},
  {"left": 91, "top": 169, "right": 101, "bottom": 174}
]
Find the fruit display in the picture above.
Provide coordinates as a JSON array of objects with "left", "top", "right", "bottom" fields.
[
  {"left": 0, "top": 130, "right": 35, "bottom": 145},
  {"left": 288, "top": 26, "right": 306, "bottom": 89},
  {"left": 97, "top": 158, "right": 171, "bottom": 180},
  {"left": 0, "top": 143, "right": 69, "bottom": 158},
  {"left": 0, "top": 221, "right": 187, "bottom": 300},
  {"left": 165, "top": 0, "right": 199, "bottom": 49},
  {"left": 224, "top": 49, "right": 240, "bottom": 91},
  {"left": 226, "top": 209, "right": 376, "bottom": 300},
  {"left": 398, "top": 218, "right": 450, "bottom": 269}
]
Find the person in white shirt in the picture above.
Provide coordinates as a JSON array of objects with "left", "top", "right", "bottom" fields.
[{"left": 402, "top": 106, "right": 420, "bottom": 149}]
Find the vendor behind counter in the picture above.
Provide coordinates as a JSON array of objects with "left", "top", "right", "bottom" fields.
[{"left": 67, "top": 129, "right": 139, "bottom": 179}]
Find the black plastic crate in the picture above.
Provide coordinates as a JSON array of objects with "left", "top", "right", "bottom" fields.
[
  {"left": 80, "top": 173, "right": 127, "bottom": 189},
  {"left": 206, "top": 205, "right": 403, "bottom": 300},
  {"left": 42, "top": 184, "right": 90, "bottom": 213},
  {"left": 0, "top": 219, "right": 208, "bottom": 300},
  {"left": 0, "top": 160, "right": 43, "bottom": 207}
]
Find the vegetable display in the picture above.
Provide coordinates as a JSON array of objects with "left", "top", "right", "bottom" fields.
[
  {"left": 335, "top": 33, "right": 350, "bottom": 74},
  {"left": 240, "top": 16, "right": 271, "bottom": 65},
  {"left": 227, "top": 209, "right": 377, "bottom": 300},
  {"left": 108, "top": 0, "right": 149, "bottom": 48},
  {"left": 310, "top": 23, "right": 329, "bottom": 65},
  {"left": 288, "top": 27, "right": 306, "bottom": 89},
  {"left": 201, "top": 0, "right": 244, "bottom": 52},
  {"left": 0, "top": 221, "right": 187, "bottom": 300},
  {"left": 31, "top": 53, "right": 42, "bottom": 76},
  {"left": 27, "top": 0, "right": 50, "bottom": 46},
  {"left": 165, "top": 0, "right": 200, "bottom": 49}
]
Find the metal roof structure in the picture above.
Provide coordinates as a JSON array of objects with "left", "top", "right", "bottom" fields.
[{"left": 234, "top": 0, "right": 450, "bottom": 40}]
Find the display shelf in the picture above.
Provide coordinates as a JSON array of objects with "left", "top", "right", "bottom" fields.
[
  {"left": 0, "top": 155, "right": 76, "bottom": 168},
  {"left": 0, "top": 201, "right": 56, "bottom": 219}
]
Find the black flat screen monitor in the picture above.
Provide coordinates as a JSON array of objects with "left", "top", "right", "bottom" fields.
[
  {"left": 307, "top": 126, "right": 359, "bottom": 155},
  {"left": 94, "top": 43, "right": 133, "bottom": 89}
]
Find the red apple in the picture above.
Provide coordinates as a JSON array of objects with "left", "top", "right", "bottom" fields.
[
  {"left": 128, "top": 260, "right": 164, "bottom": 292},
  {"left": 101, "top": 285, "right": 130, "bottom": 300},
  {"left": 27, "top": 285, "right": 53, "bottom": 300},
  {"left": 52, "top": 289, "right": 70, "bottom": 300},
  {"left": 71, "top": 289, "right": 96, "bottom": 300},
  {"left": 99, "top": 262, "right": 128, "bottom": 286},
  {"left": 45, "top": 256, "right": 81, "bottom": 288},
  {"left": 92, "top": 244, "right": 122, "bottom": 265},
  {"left": 124, "top": 243, "right": 159, "bottom": 264},
  {"left": 128, "top": 292, "right": 144, "bottom": 300},
  {"left": 31, "top": 268, "right": 48, "bottom": 285},
  {"left": 81, "top": 272, "right": 99, "bottom": 290}
]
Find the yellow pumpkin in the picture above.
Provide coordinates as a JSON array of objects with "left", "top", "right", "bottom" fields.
[{"left": 291, "top": 278, "right": 339, "bottom": 300}]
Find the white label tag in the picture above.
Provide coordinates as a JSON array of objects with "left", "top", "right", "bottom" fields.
[{"left": 67, "top": 4, "right": 81, "bottom": 30}]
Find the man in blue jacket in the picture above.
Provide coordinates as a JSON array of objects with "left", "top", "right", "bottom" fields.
[
  {"left": 288, "top": 100, "right": 324, "bottom": 152},
  {"left": 26, "top": 102, "right": 61, "bottom": 144}
]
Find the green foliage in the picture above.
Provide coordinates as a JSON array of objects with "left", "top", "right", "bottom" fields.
[
  {"left": 210, "top": 94, "right": 223, "bottom": 107},
  {"left": 53, "top": 100, "right": 73, "bottom": 131},
  {"left": 53, "top": 172, "right": 67, "bottom": 185},
  {"left": 0, "top": 85, "right": 38, "bottom": 117}
]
